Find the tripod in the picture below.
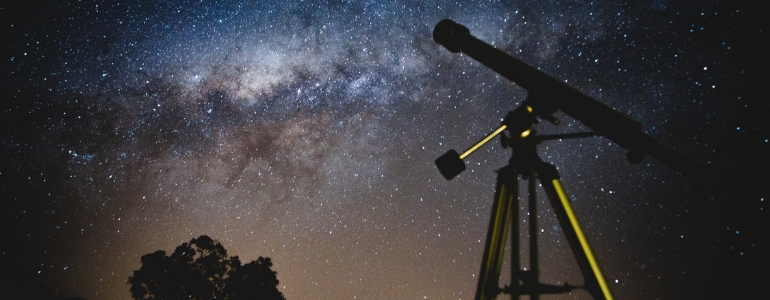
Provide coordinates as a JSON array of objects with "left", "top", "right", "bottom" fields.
[
  {"left": 480, "top": 133, "right": 612, "bottom": 300},
  {"left": 436, "top": 104, "right": 613, "bottom": 300}
]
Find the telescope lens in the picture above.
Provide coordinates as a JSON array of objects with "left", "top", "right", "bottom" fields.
[{"left": 433, "top": 19, "right": 470, "bottom": 53}]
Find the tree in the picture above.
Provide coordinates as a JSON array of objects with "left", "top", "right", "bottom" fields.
[{"left": 128, "top": 235, "right": 285, "bottom": 300}]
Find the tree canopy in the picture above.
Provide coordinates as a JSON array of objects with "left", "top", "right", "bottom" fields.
[{"left": 128, "top": 235, "right": 285, "bottom": 300}]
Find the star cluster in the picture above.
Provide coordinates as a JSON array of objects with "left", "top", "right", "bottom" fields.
[{"left": 2, "top": 1, "right": 767, "bottom": 299}]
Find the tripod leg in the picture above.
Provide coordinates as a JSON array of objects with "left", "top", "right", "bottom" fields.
[
  {"left": 528, "top": 169, "right": 539, "bottom": 300},
  {"left": 476, "top": 165, "right": 518, "bottom": 300},
  {"left": 509, "top": 172, "right": 521, "bottom": 299},
  {"left": 537, "top": 163, "right": 613, "bottom": 300}
]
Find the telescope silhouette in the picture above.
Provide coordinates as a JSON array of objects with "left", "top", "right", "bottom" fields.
[
  {"left": 433, "top": 19, "right": 705, "bottom": 182},
  {"left": 432, "top": 19, "right": 714, "bottom": 300}
]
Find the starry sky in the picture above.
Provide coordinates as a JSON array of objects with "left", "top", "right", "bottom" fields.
[{"left": 1, "top": 1, "right": 767, "bottom": 299}]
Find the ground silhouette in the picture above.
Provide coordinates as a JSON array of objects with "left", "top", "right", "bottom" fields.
[{"left": 128, "top": 235, "right": 285, "bottom": 300}]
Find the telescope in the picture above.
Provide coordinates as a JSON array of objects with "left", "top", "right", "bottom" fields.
[
  {"left": 432, "top": 19, "right": 708, "bottom": 300},
  {"left": 433, "top": 19, "right": 703, "bottom": 181}
]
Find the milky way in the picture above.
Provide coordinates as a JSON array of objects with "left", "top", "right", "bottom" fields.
[{"left": 2, "top": 1, "right": 767, "bottom": 299}]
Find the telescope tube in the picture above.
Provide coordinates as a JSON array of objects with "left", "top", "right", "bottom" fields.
[{"left": 433, "top": 19, "right": 704, "bottom": 181}]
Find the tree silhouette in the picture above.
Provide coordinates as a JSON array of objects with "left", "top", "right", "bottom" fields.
[{"left": 128, "top": 235, "right": 285, "bottom": 300}]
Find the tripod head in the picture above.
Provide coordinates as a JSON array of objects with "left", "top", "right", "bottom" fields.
[
  {"left": 436, "top": 103, "right": 535, "bottom": 180},
  {"left": 433, "top": 19, "right": 702, "bottom": 182},
  {"left": 435, "top": 100, "right": 598, "bottom": 180}
]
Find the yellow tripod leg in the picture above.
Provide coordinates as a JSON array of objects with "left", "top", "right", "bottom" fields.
[
  {"left": 543, "top": 177, "right": 613, "bottom": 300},
  {"left": 475, "top": 166, "right": 517, "bottom": 300}
]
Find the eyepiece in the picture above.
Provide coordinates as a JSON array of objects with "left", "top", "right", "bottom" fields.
[{"left": 433, "top": 19, "right": 470, "bottom": 53}]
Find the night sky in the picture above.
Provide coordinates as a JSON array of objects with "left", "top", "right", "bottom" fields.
[{"left": 1, "top": 1, "right": 767, "bottom": 299}]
